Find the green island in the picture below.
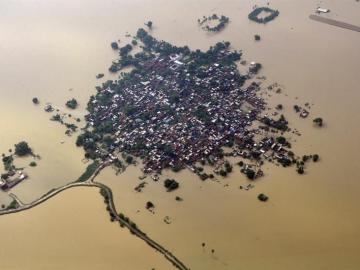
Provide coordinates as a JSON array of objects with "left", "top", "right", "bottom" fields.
[
  {"left": 198, "top": 14, "right": 229, "bottom": 32},
  {"left": 0, "top": 141, "right": 38, "bottom": 192},
  {"left": 248, "top": 7, "right": 280, "bottom": 24},
  {"left": 77, "top": 27, "right": 318, "bottom": 183}
]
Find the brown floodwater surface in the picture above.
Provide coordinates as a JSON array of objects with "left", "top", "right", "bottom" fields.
[
  {"left": 0, "top": 187, "right": 172, "bottom": 270},
  {"left": 0, "top": 0, "right": 360, "bottom": 269}
]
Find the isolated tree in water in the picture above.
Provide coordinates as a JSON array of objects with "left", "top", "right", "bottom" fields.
[{"left": 14, "top": 141, "right": 32, "bottom": 156}]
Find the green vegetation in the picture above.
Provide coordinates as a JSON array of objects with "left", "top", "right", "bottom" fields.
[
  {"left": 120, "top": 44, "right": 133, "bottom": 57},
  {"left": 125, "top": 155, "right": 134, "bottom": 164},
  {"left": 29, "top": 161, "right": 37, "bottom": 167},
  {"left": 313, "top": 117, "right": 323, "bottom": 127},
  {"left": 245, "top": 168, "right": 256, "bottom": 180},
  {"left": 14, "top": 141, "right": 32, "bottom": 156},
  {"left": 2, "top": 155, "right": 14, "bottom": 171},
  {"left": 51, "top": 114, "right": 63, "bottom": 122},
  {"left": 6, "top": 199, "right": 19, "bottom": 210},
  {"left": 164, "top": 179, "right": 179, "bottom": 191},
  {"left": 219, "top": 169, "right": 227, "bottom": 177},
  {"left": 254, "top": 34, "right": 261, "bottom": 41},
  {"left": 276, "top": 136, "right": 287, "bottom": 145},
  {"left": 194, "top": 105, "right": 210, "bottom": 122},
  {"left": 66, "top": 98, "right": 78, "bottom": 109},
  {"left": 111, "top": 42, "right": 119, "bottom": 50},
  {"left": 224, "top": 161, "right": 233, "bottom": 173},
  {"left": 198, "top": 14, "right": 230, "bottom": 32},
  {"left": 145, "top": 21, "right": 153, "bottom": 29},
  {"left": 32, "top": 97, "right": 39, "bottom": 104},
  {"left": 76, "top": 161, "right": 99, "bottom": 182},
  {"left": 297, "top": 166, "right": 304, "bottom": 174},
  {"left": 258, "top": 193, "right": 269, "bottom": 202},
  {"left": 248, "top": 7, "right": 280, "bottom": 24},
  {"left": 146, "top": 201, "right": 154, "bottom": 209},
  {"left": 65, "top": 123, "right": 78, "bottom": 132},
  {"left": 261, "top": 115, "right": 289, "bottom": 131}
]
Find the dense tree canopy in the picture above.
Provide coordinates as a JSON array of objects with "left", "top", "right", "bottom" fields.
[{"left": 14, "top": 141, "right": 32, "bottom": 156}]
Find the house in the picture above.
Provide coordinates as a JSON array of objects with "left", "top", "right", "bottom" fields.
[{"left": 317, "top": 8, "right": 330, "bottom": 13}]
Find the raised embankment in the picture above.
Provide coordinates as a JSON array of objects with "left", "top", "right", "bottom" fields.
[
  {"left": 309, "top": 14, "right": 360, "bottom": 33},
  {"left": 0, "top": 162, "right": 190, "bottom": 270}
]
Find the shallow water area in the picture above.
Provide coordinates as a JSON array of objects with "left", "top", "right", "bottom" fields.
[
  {"left": 0, "top": 0, "right": 359, "bottom": 269},
  {"left": 0, "top": 187, "right": 172, "bottom": 270}
]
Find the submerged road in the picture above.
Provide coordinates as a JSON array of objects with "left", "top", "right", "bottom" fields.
[
  {"left": 309, "top": 14, "right": 360, "bottom": 33},
  {"left": 0, "top": 162, "right": 190, "bottom": 270}
]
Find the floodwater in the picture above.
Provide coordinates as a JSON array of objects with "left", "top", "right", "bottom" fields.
[
  {"left": 0, "top": 0, "right": 360, "bottom": 269},
  {"left": 0, "top": 187, "right": 172, "bottom": 270}
]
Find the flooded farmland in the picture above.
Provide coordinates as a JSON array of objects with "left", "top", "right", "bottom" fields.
[{"left": 0, "top": 0, "right": 359, "bottom": 269}]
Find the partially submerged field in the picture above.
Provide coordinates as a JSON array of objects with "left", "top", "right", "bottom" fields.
[{"left": 0, "top": 187, "right": 171, "bottom": 270}]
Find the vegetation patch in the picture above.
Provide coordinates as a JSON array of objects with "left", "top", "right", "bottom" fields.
[
  {"left": 29, "top": 161, "right": 37, "bottom": 167},
  {"left": 248, "top": 7, "right": 279, "bottom": 24},
  {"left": 258, "top": 193, "right": 269, "bottom": 202},
  {"left": 313, "top": 117, "right": 323, "bottom": 127},
  {"left": 65, "top": 98, "right": 78, "bottom": 109},
  {"left": 32, "top": 97, "right": 39, "bottom": 104},
  {"left": 164, "top": 179, "right": 179, "bottom": 192},
  {"left": 6, "top": 199, "right": 19, "bottom": 210},
  {"left": 198, "top": 14, "right": 229, "bottom": 32},
  {"left": 15, "top": 141, "right": 32, "bottom": 156},
  {"left": 2, "top": 155, "right": 14, "bottom": 171},
  {"left": 76, "top": 161, "right": 99, "bottom": 182}
]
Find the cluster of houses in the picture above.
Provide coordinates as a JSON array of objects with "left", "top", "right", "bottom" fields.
[
  {"left": 0, "top": 170, "right": 28, "bottom": 191},
  {"left": 83, "top": 48, "right": 278, "bottom": 173}
]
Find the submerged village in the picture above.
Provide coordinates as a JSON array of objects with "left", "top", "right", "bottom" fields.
[
  {"left": 0, "top": 4, "right": 336, "bottom": 269},
  {"left": 75, "top": 25, "right": 321, "bottom": 196},
  {"left": 0, "top": 7, "right": 324, "bottom": 210}
]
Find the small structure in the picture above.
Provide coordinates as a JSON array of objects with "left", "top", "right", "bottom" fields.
[
  {"left": 0, "top": 171, "right": 28, "bottom": 191},
  {"left": 249, "top": 61, "right": 262, "bottom": 74},
  {"left": 44, "top": 104, "right": 54, "bottom": 112},
  {"left": 316, "top": 8, "right": 330, "bottom": 13}
]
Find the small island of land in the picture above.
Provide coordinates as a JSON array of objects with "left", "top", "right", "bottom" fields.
[
  {"left": 248, "top": 7, "right": 280, "bottom": 24},
  {"left": 76, "top": 28, "right": 318, "bottom": 181},
  {"left": 198, "top": 14, "right": 229, "bottom": 32}
]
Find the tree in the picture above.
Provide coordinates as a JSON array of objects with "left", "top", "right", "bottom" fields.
[
  {"left": 125, "top": 155, "right": 134, "bottom": 164},
  {"left": 254, "top": 34, "right": 261, "bottom": 41},
  {"left": 164, "top": 179, "right": 179, "bottom": 191},
  {"left": 145, "top": 21, "right": 153, "bottom": 29},
  {"left": 111, "top": 42, "right": 119, "bottom": 50},
  {"left": 66, "top": 98, "right": 78, "bottom": 109},
  {"left": 14, "top": 141, "right": 32, "bottom": 156},
  {"left": 219, "top": 169, "right": 227, "bottom": 177},
  {"left": 146, "top": 201, "right": 154, "bottom": 209},
  {"left": 32, "top": 97, "right": 39, "bottom": 104},
  {"left": 276, "top": 136, "right": 286, "bottom": 144},
  {"left": 246, "top": 168, "right": 255, "bottom": 180},
  {"left": 29, "top": 161, "right": 37, "bottom": 167},
  {"left": 258, "top": 193, "right": 269, "bottom": 202},
  {"left": 313, "top": 117, "right": 323, "bottom": 127}
]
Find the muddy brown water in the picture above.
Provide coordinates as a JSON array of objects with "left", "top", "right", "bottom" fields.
[
  {"left": 0, "top": 187, "right": 172, "bottom": 269},
  {"left": 0, "top": 0, "right": 360, "bottom": 269}
]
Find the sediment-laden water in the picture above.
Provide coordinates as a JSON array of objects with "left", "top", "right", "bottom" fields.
[{"left": 0, "top": 0, "right": 359, "bottom": 269}]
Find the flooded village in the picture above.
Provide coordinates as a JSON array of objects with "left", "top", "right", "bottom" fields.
[{"left": 0, "top": 0, "right": 360, "bottom": 269}]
